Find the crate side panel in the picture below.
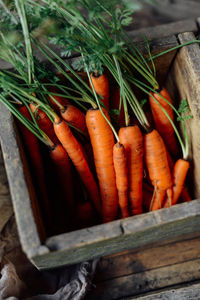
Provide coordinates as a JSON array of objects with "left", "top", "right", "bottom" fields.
[
  {"left": 0, "top": 103, "right": 48, "bottom": 258},
  {"left": 32, "top": 200, "right": 200, "bottom": 269},
  {"left": 166, "top": 32, "right": 200, "bottom": 199}
]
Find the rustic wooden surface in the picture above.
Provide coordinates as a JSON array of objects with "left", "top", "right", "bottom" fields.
[
  {"left": 166, "top": 32, "right": 200, "bottom": 199},
  {"left": 0, "top": 102, "right": 49, "bottom": 259},
  {"left": 129, "top": 282, "right": 200, "bottom": 299},
  {"left": 0, "top": 147, "right": 13, "bottom": 233},
  {"left": 88, "top": 235, "right": 200, "bottom": 299},
  {"left": 0, "top": 3, "right": 200, "bottom": 298}
]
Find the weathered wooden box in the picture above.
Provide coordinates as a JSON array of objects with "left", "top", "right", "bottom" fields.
[{"left": 0, "top": 29, "right": 200, "bottom": 271}]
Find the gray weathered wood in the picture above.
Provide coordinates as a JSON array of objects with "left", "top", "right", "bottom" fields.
[
  {"left": 166, "top": 32, "right": 200, "bottom": 199},
  {"left": 95, "top": 235, "right": 200, "bottom": 282},
  {"left": 31, "top": 200, "right": 200, "bottom": 269},
  {"left": 128, "top": 19, "right": 198, "bottom": 42},
  {"left": 88, "top": 258, "right": 200, "bottom": 300},
  {"left": 129, "top": 282, "right": 200, "bottom": 299},
  {"left": 0, "top": 103, "right": 49, "bottom": 259},
  {"left": 0, "top": 146, "right": 13, "bottom": 232}
]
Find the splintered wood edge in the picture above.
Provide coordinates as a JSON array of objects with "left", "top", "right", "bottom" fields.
[
  {"left": 0, "top": 103, "right": 49, "bottom": 258},
  {"left": 31, "top": 200, "right": 200, "bottom": 270}
]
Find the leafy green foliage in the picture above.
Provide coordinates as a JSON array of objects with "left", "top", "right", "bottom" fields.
[{"left": 177, "top": 99, "right": 193, "bottom": 121}]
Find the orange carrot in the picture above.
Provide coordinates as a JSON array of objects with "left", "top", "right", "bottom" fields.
[
  {"left": 164, "top": 158, "right": 190, "bottom": 208},
  {"left": 18, "top": 105, "right": 52, "bottom": 230},
  {"left": 29, "top": 103, "right": 59, "bottom": 145},
  {"left": 53, "top": 115, "right": 101, "bottom": 215},
  {"left": 61, "top": 104, "right": 88, "bottom": 136},
  {"left": 90, "top": 73, "right": 109, "bottom": 109},
  {"left": 179, "top": 186, "right": 192, "bottom": 203},
  {"left": 119, "top": 125, "right": 143, "bottom": 215},
  {"left": 50, "top": 144, "right": 74, "bottom": 210},
  {"left": 113, "top": 142, "right": 129, "bottom": 218},
  {"left": 50, "top": 144, "right": 75, "bottom": 231},
  {"left": 166, "top": 146, "right": 191, "bottom": 205},
  {"left": 86, "top": 108, "right": 118, "bottom": 222},
  {"left": 77, "top": 201, "right": 96, "bottom": 228},
  {"left": 149, "top": 88, "right": 179, "bottom": 157},
  {"left": 144, "top": 129, "right": 173, "bottom": 210}
]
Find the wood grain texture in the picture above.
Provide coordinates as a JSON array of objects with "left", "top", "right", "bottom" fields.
[
  {"left": 88, "top": 258, "right": 200, "bottom": 300},
  {"left": 128, "top": 282, "right": 200, "bottom": 300},
  {"left": 31, "top": 200, "right": 200, "bottom": 269},
  {"left": 0, "top": 103, "right": 49, "bottom": 259},
  {"left": 95, "top": 235, "right": 200, "bottom": 282},
  {"left": 166, "top": 32, "right": 200, "bottom": 199},
  {"left": 0, "top": 146, "right": 13, "bottom": 232},
  {"left": 129, "top": 19, "right": 198, "bottom": 42}
]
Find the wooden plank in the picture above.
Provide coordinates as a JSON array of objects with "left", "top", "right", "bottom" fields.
[
  {"left": 0, "top": 103, "right": 49, "bottom": 259},
  {"left": 0, "top": 146, "right": 13, "bottom": 232},
  {"left": 95, "top": 235, "right": 200, "bottom": 282},
  {"left": 152, "top": 1, "right": 200, "bottom": 20},
  {"left": 128, "top": 19, "right": 198, "bottom": 42},
  {"left": 166, "top": 32, "right": 200, "bottom": 199},
  {"left": 88, "top": 258, "right": 200, "bottom": 300},
  {"left": 31, "top": 200, "right": 200, "bottom": 269},
  {"left": 129, "top": 282, "right": 200, "bottom": 299}
]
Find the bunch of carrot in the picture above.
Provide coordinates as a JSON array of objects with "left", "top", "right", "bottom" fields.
[{"left": 0, "top": 0, "right": 193, "bottom": 235}]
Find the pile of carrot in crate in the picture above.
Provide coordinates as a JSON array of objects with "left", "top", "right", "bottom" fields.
[{"left": 0, "top": 0, "right": 193, "bottom": 234}]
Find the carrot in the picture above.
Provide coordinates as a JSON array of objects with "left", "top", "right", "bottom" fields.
[
  {"left": 119, "top": 125, "right": 143, "bottom": 215},
  {"left": 179, "top": 186, "right": 192, "bottom": 203},
  {"left": 61, "top": 104, "right": 88, "bottom": 136},
  {"left": 149, "top": 88, "right": 179, "bottom": 157},
  {"left": 29, "top": 103, "right": 59, "bottom": 145},
  {"left": 90, "top": 73, "right": 109, "bottom": 109},
  {"left": 77, "top": 201, "right": 96, "bottom": 228},
  {"left": 53, "top": 115, "right": 101, "bottom": 215},
  {"left": 50, "top": 144, "right": 74, "bottom": 210},
  {"left": 86, "top": 108, "right": 118, "bottom": 223},
  {"left": 50, "top": 144, "right": 74, "bottom": 231},
  {"left": 113, "top": 142, "right": 129, "bottom": 218},
  {"left": 144, "top": 129, "right": 173, "bottom": 210},
  {"left": 164, "top": 158, "right": 190, "bottom": 208},
  {"left": 18, "top": 105, "right": 52, "bottom": 231},
  {"left": 166, "top": 146, "right": 191, "bottom": 205}
]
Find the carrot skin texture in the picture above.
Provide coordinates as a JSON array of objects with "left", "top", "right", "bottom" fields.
[
  {"left": 61, "top": 105, "right": 88, "bottom": 136},
  {"left": 113, "top": 142, "right": 129, "bottom": 218},
  {"left": 90, "top": 73, "right": 109, "bottom": 109},
  {"left": 144, "top": 129, "right": 173, "bottom": 209},
  {"left": 119, "top": 126, "right": 143, "bottom": 215},
  {"left": 164, "top": 158, "right": 190, "bottom": 208},
  {"left": 53, "top": 117, "right": 101, "bottom": 215},
  {"left": 18, "top": 106, "right": 52, "bottom": 230},
  {"left": 149, "top": 88, "right": 179, "bottom": 157},
  {"left": 151, "top": 190, "right": 166, "bottom": 211},
  {"left": 29, "top": 103, "right": 59, "bottom": 145},
  {"left": 86, "top": 108, "right": 118, "bottom": 223}
]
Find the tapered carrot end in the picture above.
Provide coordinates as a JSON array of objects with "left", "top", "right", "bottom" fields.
[{"left": 54, "top": 114, "right": 61, "bottom": 124}]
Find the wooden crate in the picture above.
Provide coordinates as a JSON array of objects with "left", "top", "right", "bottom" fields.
[{"left": 0, "top": 30, "right": 200, "bottom": 271}]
